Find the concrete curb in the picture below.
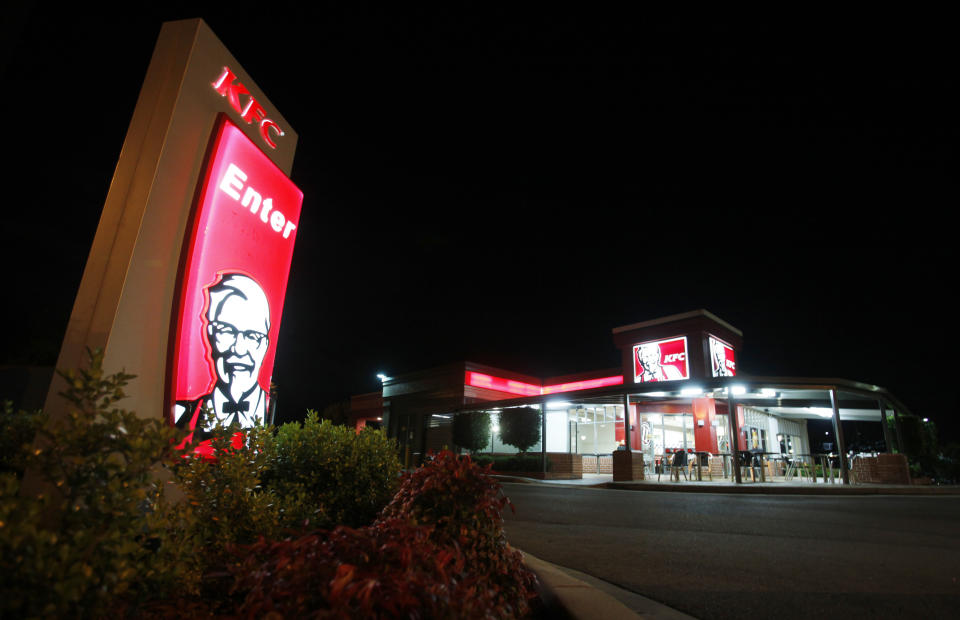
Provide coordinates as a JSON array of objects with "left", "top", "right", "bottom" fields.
[{"left": 522, "top": 551, "right": 694, "bottom": 620}]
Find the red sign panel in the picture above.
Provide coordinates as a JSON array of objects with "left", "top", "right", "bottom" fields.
[
  {"left": 465, "top": 371, "right": 624, "bottom": 397},
  {"left": 709, "top": 336, "right": 737, "bottom": 377},
  {"left": 632, "top": 336, "right": 689, "bottom": 383},
  {"left": 169, "top": 115, "right": 303, "bottom": 447}
]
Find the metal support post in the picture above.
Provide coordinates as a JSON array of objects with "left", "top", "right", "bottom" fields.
[
  {"left": 829, "top": 388, "right": 849, "bottom": 485},
  {"left": 541, "top": 400, "right": 548, "bottom": 474},
  {"left": 892, "top": 407, "right": 905, "bottom": 454},
  {"left": 622, "top": 392, "right": 632, "bottom": 450},
  {"left": 879, "top": 400, "right": 893, "bottom": 453},
  {"left": 727, "top": 387, "right": 742, "bottom": 484}
]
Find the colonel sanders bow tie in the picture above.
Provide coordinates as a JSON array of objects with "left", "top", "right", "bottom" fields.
[{"left": 222, "top": 401, "right": 250, "bottom": 414}]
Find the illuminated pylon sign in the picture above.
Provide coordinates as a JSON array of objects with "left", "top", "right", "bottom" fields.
[{"left": 169, "top": 115, "right": 303, "bottom": 450}]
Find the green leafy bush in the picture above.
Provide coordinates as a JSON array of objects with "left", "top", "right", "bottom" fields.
[
  {"left": 473, "top": 453, "right": 551, "bottom": 472},
  {"left": 0, "top": 401, "right": 44, "bottom": 476},
  {"left": 453, "top": 410, "right": 492, "bottom": 453},
  {"left": 265, "top": 411, "right": 401, "bottom": 528},
  {"left": 498, "top": 406, "right": 541, "bottom": 454},
  {"left": 160, "top": 417, "right": 284, "bottom": 603},
  {"left": 0, "top": 349, "right": 184, "bottom": 618}
]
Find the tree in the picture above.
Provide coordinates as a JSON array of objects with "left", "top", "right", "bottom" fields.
[
  {"left": 498, "top": 407, "right": 540, "bottom": 454},
  {"left": 452, "top": 411, "right": 491, "bottom": 454},
  {"left": 320, "top": 398, "right": 350, "bottom": 426}
]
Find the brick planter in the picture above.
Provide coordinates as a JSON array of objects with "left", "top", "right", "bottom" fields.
[
  {"left": 850, "top": 453, "right": 910, "bottom": 484},
  {"left": 489, "top": 452, "right": 583, "bottom": 480},
  {"left": 612, "top": 450, "right": 645, "bottom": 481}
]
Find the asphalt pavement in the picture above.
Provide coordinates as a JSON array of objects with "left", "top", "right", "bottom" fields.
[{"left": 502, "top": 482, "right": 960, "bottom": 619}]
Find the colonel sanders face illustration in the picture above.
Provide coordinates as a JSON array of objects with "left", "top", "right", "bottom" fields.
[
  {"left": 637, "top": 343, "right": 663, "bottom": 376},
  {"left": 206, "top": 274, "right": 270, "bottom": 406},
  {"left": 711, "top": 338, "right": 733, "bottom": 377}
]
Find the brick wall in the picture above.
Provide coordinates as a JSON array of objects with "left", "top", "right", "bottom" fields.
[
  {"left": 582, "top": 455, "right": 597, "bottom": 473},
  {"left": 547, "top": 452, "right": 583, "bottom": 479},
  {"left": 580, "top": 454, "right": 614, "bottom": 474},
  {"left": 851, "top": 454, "right": 910, "bottom": 484}
]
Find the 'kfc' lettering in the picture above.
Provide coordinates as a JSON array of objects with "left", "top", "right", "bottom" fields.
[
  {"left": 663, "top": 353, "right": 686, "bottom": 363},
  {"left": 212, "top": 67, "right": 285, "bottom": 149},
  {"left": 219, "top": 163, "right": 297, "bottom": 239}
]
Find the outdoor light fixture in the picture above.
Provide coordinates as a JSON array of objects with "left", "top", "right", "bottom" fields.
[
  {"left": 681, "top": 387, "right": 703, "bottom": 396},
  {"left": 377, "top": 373, "right": 391, "bottom": 382},
  {"left": 760, "top": 388, "right": 777, "bottom": 397},
  {"left": 730, "top": 385, "right": 747, "bottom": 395},
  {"left": 807, "top": 407, "right": 834, "bottom": 418},
  {"left": 547, "top": 401, "right": 573, "bottom": 409},
  {"left": 645, "top": 391, "right": 668, "bottom": 397},
  {"left": 923, "top": 417, "right": 929, "bottom": 422}
]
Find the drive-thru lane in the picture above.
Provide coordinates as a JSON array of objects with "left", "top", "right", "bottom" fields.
[{"left": 501, "top": 483, "right": 960, "bottom": 619}]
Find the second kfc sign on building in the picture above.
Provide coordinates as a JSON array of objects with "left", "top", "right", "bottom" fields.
[
  {"left": 169, "top": 115, "right": 303, "bottom": 445},
  {"left": 709, "top": 336, "right": 737, "bottom": 377}
]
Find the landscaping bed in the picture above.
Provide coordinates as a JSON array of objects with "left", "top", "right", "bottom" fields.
[{"left": 1, "top": 352, "right": 539, "bottom": 618}]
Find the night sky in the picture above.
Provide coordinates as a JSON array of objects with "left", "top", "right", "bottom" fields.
[{"left": 2, "top": 7, "right": 955, "bottom": 436}]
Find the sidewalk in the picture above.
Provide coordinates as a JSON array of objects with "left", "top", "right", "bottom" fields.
[{"left": 495, "top": 473, "right": 960, "bottom": 495}]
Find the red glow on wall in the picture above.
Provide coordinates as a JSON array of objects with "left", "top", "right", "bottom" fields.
[
  {"left": 465, "top": 371, "right": 624, "bottom": 398},
  {"left": 465, "top": 372, "right": 541, "bottom": 397},
  {"left": 541, "top": 375, "right": 624, "bottom": 394}
]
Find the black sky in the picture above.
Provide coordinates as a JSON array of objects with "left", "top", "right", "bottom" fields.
[{"left": 2, "top": 7, "right": 955, "bottom": 435}]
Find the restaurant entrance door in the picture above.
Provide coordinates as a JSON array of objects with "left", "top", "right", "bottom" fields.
[{"left": 639, "top": 413, "right": 695, "bottom": 475}]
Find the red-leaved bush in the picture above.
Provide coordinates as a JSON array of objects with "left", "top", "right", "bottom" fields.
[
  {"left": 228, "top": 450, "right": 538, "bottom": 619},
  {"left": 380, "top": 450, "right": 537, "bottom": 616}
]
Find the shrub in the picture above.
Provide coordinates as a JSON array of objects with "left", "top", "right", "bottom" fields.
[
  {"left": 161, "top": 415, "right": 285, "bottom": 602},
  {"left": 264, "top": 411, "right": 401, "bottom": 528},
  {"left": 232, "top": 519, "right": 502, "bottom": 619},
  {"left": 453, "top": 410, "right": 492, "bottom": 453},
  {"left": 0, "top": 349, "right": 184, "bottom": 618},
  {"left": 380, "top": 450, "right": 538, "bottom": 618},
  {"left": 473, "top": 453, "right": 551, "bottom": 472},
  {"left": 229, "top": 451, "right": 537, "bottom": 619},
  {"left": 0, "top": 401, "right": 44, "bottom": 476},
  {"left": 498, "top": 406, "right": 541, "bottom": 454}
]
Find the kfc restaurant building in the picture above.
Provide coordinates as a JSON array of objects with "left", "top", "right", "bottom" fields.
[{"left": 356, "top": 310, "right": 913, "bottom": 485}]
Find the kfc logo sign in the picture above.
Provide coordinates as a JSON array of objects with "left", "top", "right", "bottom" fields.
[
  {"left": 633, "top": 337, "right": 689, "bottom": 383},
  {"left": 169, "top": 116, "right": 302, "bottom": 451},
  {"left": 212, "top": 66, "right": 285, "bottom": 149},
  {"left": 709, "top": 336, "right": 736, "bottom": 377}
]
